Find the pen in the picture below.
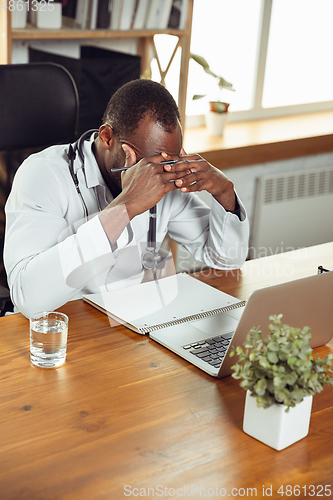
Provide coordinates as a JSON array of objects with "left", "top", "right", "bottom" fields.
[
  {"left": 112, "top": 159, "right": 179, "bottom": 172},
  {"left": 112, "top": 165, "right": 134, "bottom": 172}
]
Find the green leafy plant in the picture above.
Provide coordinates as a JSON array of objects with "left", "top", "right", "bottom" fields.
[
  {"left": 230, "top": 315, "right": 333, "bottom": 412},
  {"left": 190, "top": 53, "right": 235, "bottom": 113}
]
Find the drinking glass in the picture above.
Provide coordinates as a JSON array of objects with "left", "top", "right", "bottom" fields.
[{"left": 30, "top": 311, "right": 69, "bottom": 368}]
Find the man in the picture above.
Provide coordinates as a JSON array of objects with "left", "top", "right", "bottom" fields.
[{"left": 4, "top": 79, "right": 249, "bottom": 318}]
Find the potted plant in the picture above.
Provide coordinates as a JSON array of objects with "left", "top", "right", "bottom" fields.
[
  {"left": 190, "top": 53, "right": 235, "bottom": 136},
  {"left": 230, "top": 314, "right": 333, "bottom": 450}
]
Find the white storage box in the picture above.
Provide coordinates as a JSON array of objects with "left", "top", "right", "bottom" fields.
[
  {"left": 11, "top": 1, "right": 28, "bottom": 29},
  {"left": 30, "top": 1, "right": 62, "bottom": 29}
]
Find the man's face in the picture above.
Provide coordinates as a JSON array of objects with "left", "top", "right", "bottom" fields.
[{"left": 114, "top": 114, "right": 183, "bottom": 169}]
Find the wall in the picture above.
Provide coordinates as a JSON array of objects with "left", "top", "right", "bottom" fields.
[
  {"left": 11, "top": 38, "right": 137, "bottom": 63},
  {"left": 224, "top": 150, "right": 333, "bottom": 229},
  {"left": 174, "top": 150, "right": 333, "bottom": 272}
]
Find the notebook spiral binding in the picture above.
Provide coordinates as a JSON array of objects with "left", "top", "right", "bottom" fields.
[{"left": 138, "top": 300, "right": 247, "bottom": 334}]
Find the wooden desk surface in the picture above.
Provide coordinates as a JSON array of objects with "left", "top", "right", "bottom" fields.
[{"left": 1, "top": 243, "right": 333, "bottom": 499}]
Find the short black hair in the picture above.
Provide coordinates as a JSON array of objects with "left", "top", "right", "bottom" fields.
[{"left": 102, "top": 79, "right": 180, "bottom": 137}]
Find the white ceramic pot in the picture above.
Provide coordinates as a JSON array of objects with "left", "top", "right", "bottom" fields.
[
  {"left": 243, "top": 390, "right": 313, "bottom": 451},
  {"left": 205, "top": 111, "right": 228, "bottom": 137}
]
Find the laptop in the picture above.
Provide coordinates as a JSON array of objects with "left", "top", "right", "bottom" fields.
[{"left": 149, "top": 270, "right": 333, "bottom": 378}]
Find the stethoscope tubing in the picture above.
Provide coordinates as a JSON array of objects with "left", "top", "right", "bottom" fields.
[{"left": 67, "top": 130, "right": 160, "bottom": 269}]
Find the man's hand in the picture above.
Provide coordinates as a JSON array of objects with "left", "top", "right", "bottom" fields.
[
  {"left": 99, "top": 144, "right": 190, "bottom": 245},
  {"left": 161, "top": 150, "right": 236, "bottom": 212},
  {"left": 115, "top": 144, "right": 190, "bottom": 219},
  {"left": 98, "top": 146, "right": 236, "bottom": 245}
]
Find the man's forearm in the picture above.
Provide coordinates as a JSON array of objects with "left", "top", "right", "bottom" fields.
[
  {"left": 98, "top": 203, "right": 131, "bottom": 245},
  {"left": 212, "top": 180, "right": 236, "bottom": 212}
]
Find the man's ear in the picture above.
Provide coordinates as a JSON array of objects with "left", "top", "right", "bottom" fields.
[{"left": 98, "top": 124, "right": 114, "bottom": 149}]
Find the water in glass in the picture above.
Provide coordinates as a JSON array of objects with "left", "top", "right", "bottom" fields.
[{"left": 30, "top": 314, "right": 68, "bottom": 368}]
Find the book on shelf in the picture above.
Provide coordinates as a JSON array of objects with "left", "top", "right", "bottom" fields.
[
  {"left": 133, "top": 0, "right": 150, "bottom": 29},
  {"left": 85, "top": 0, "right": 96, "bottom": 29},
  {"left": 76, "top": 0, "right": 112, "bottom": 29},
  {"left": 179, "top": 0, "right": 188, "bottom": 29},
  {"left": 75, "top": 0, "right": 89, "bottom": 28},
  {"left": 74, "top": 0, "right": 188, "bottom": 32},
  {"left": 145, "top": 0, "right": 160, "bottom": 29},
  {"left": 168, "top": 0, "right": 188, "bottom": 29},
  {"left": 88, "top": 0, "right": 99, "bottom": 29},
  {"left": 110, "top": 0, "right": 122, "bottom": 29},
  {"left": 96, "top": 0, "right": 111, "bottom": 28},
  {"left": 155, "top": 0, "right": 173, "bottom": 29},
  {"left": 118, "top": 0, "right": 137, "bottom": 30},
  {"left": 62, "top": 0, "right": 78, "bottom": 22}
]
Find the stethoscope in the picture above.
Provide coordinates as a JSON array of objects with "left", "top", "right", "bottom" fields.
[{"left": 67, "top": 129, "right": 168, "bottom": 270}]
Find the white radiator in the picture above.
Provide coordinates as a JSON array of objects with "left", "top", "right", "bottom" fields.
[{"left": 249, "top": 166, "right": 333, "bottom": 259}]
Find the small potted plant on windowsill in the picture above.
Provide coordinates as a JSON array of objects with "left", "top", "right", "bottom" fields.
[
  {"left": 230, "top": 315, "right": 333, "bottom": 451},
  {"left": 190, "top": 53, "right": 235, "bottom": 137}
]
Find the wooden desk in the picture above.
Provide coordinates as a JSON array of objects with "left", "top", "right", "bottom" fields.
[{"left": 1, "top": 243, "right": 332, "bottom": 499}]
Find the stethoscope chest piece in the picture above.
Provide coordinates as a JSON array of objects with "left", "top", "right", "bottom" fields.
[{"left": 141, "top": 248, "right": 162, "bottom": 270}]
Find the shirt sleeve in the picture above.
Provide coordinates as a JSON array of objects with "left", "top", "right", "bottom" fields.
[
  {"left": 166, "top": 191, "right": 249, "bottom": 269},
  {"left": 4, "top": 158, "right": 128, "bottom": 318}
]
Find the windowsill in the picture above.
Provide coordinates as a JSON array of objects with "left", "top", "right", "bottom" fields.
[{"left": 183, "top": 110, "right": 333, "bottom": 169}]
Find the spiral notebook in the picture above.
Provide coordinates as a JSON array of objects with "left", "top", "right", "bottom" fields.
[
  {"left": 83, "top": 273, "right": 245, "bottom": 334},
  {"left": 83, "top": 271, "right": 333, "bottom": 378}
]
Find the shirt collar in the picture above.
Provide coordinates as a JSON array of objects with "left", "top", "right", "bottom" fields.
[{"left": 80, "top": 131, "right": 106, "bottom": 189}]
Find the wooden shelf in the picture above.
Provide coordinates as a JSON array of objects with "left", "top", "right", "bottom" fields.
[
  {"left": 184, "top": 110, "right": 333, "bottom": 169},
  {"left": 0, "top": 1, "right": 194, "bottom": 125},
  {"left": 11, "top": 25, "right": 190, "bottom": 40}
]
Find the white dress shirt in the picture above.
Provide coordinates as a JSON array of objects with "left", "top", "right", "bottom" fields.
[{"left": 4, "top": 133, "right": 249, "bottom": 318}]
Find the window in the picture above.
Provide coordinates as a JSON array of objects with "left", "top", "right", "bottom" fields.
[
  {"left": 187, "top": 0, "right": 262, "bottom": 116},
  {"left": 262, "top": 0, "right": 333, "bottom": 108},
  {"left": 152, "top": 0, "right": 333, "bottom": 124}
]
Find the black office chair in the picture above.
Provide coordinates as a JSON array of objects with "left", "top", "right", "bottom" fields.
[{"left": 0, "top": 62, "right": 79, "bottom": 315}]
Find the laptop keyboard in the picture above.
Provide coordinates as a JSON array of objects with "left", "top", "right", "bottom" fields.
[{"left": 182, "top": 332, "right": 234, "bottom": 369}]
